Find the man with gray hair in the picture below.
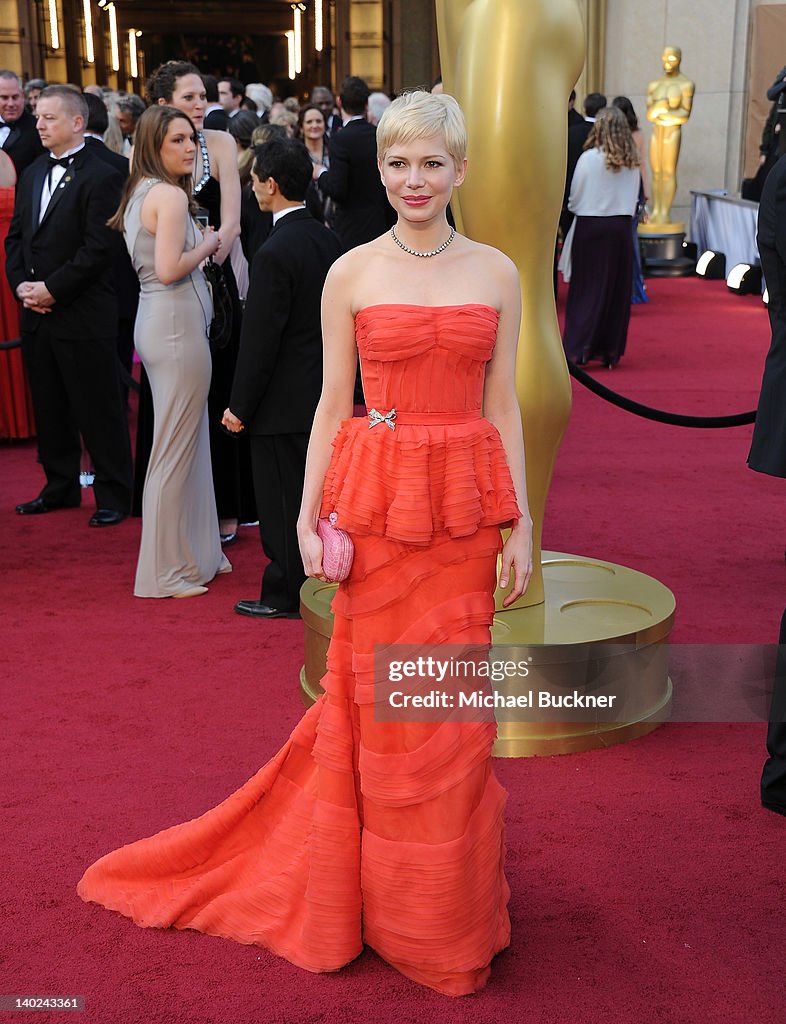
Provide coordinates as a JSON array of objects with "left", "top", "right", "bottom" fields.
[
  {"left": 115, "top": 93, "right": 145, "bottom": 151},
  {"left": 245, "top": 83, "right": 273, "bottom": 121},
  {"left": 5, "top": 85, "right": 132, "bottom": 525},
  {"left": 0, "top": 70, "right": 45, "bottom": 175},
  {"left": 367, "top": 90, "right": 391, "bottom": 126}
]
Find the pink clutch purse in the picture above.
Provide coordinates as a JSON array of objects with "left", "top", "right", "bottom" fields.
[{"left": 317, "top": 513, "right": 354, "bottom": 583}]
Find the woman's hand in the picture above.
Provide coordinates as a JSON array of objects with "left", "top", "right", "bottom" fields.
[
  {"left": 499, "top": 518, "right": 533, "bottom": 608},
  {"left": 298, "top": 524, "right": 327, "bottom": 582},
  {"left": 200, "top": 225, "right": 221, "bottom": 258},
  {"left": 212, "top": 227, "right": 231, "bottom": 264}
]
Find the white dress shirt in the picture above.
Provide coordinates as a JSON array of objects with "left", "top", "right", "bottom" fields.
[
  {"left": 0, "top": 120, "right": 10, "bottom": 148},
  {"left": 272, "top": 203, "right": 306, "bottom": 226},
  {"left": 39, "top": 143, "right": 85, "bottom": 223}
]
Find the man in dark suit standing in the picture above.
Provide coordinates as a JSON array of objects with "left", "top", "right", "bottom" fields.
[
  {"left": 223, "top": 138, "right": 341, "bottom": 618},
  {"left": 5, "top": 86, "right": 132, "bottom": 525},
  {"left": 83, "top": 92, "right": 129, "bottom": 175},
  {"left": 316, "top": 75, "right": 394, "bottom": 252},
  {"left": 82, "top": 91, "right": 139, "bottom": 398},
  {"left": 203, "top": 75, "right": 229, "bottom": 132},
  {"left": 567, "top": 89, "right": 584, "bottom": 127},
  {"left": 748, "top": 153, "right": 786, "bottom": 815},
  {"left": 0, "top": 70, "right": 45, "bottom": 176},
  {"left": 560, "top": 91, "right": 607, "bottom": 240}
]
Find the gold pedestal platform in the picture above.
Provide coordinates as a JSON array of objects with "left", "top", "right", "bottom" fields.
[{"left": 299, "top": 551, "right": 675, "bottom": 758}]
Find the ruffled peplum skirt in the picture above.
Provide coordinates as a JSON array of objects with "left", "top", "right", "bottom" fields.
[{"left": 77, "top": 525, "right": 512, "bottom": 996}]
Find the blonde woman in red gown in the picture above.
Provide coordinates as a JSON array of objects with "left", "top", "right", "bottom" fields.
[
  {"left": 0, "top": 149, "right": 35, "bottom": 439},
  {"left": 78, "top": 92, "right": 533, "bottom": 996}
]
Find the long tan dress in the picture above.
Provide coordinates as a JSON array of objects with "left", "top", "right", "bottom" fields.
[{"left": 126, "top": 180, "right": 230, "bottom": 597}]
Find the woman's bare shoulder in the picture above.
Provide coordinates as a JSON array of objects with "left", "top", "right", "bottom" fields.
[
  {"left": 204, "top": 129, "right": 235, "bottom": 155},
  {"left": 145, "top": 182, "right": 188, "bottom": 209}
]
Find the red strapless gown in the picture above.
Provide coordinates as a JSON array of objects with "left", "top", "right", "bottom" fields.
[
  {"left": 77, "top": 304, "right": 521, "bottom": 996},
  {"left": 0, "top": 186, "right": 35, "bottom": 438}
]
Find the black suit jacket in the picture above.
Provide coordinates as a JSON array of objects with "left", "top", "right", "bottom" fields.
[
  {"left": 565, "top": 119, "right": 593, "bottom": 204},
  {"left": 5, "top": 146, "right": 123, "bottom": 338},
  {"left": 204, "top": 109, "right": 230, "bottom": 132},
  {"left": 240, "top": 182, "right": 273, "bottom": 262},
  {"left": 84, "top": 135, "right": 129, "bottom": 175},
  {"left": 749, "top": 155, "right": 786, "bottom": 477},
  {"left": 1, "top": 110, "right": 45, "bottom": 177},
  {"left": 83, "top": 137, "right": 139, "bottom": 322},
  {"left": 230, "top": 207, "right": 342, "bottom": 434},
  {"left": 317, "top": 118, "right": 394, "bottom": 251},
  {"left": 325, "top": 113, "right": 342, "bottom": 138}
]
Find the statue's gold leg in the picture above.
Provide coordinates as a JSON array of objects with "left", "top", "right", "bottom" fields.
[{"left": 436, "top": 0, "right": 585, "bottom": 608}]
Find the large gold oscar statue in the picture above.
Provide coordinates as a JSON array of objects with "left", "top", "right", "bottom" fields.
[
  {"left": 643, "top": 45, "right": 695, "bottom": 232},
  {"left": 435, "top": 0, "right": 584, "bottom": 608}
]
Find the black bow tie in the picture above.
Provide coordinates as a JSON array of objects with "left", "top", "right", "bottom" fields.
[{"left": 49, "top": 156, "right": 72, "bottom": 169}]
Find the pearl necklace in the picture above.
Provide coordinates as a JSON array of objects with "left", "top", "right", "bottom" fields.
[{"left": 390, "top": 225, "right": 456, "bottom": 258}]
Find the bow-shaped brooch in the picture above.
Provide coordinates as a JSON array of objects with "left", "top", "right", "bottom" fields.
[{"left": 367, "top": 407, "right": 397, "bottom": 431}]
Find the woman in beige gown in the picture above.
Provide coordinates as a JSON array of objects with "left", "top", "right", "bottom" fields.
[{"left": 112, "top": 105, "right": 231, "bottom": 597}]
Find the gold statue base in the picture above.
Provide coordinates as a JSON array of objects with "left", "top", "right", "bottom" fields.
[
  {"left": 638, "top": 221, "right": 685, "bottom": 236},
  {"left": 299, "top": 552, "right": 676, "bottom": 758}
]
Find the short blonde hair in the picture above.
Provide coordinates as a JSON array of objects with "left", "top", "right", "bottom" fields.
[{"left": 376, "top": 90, "right": 467, "bottom": 168}]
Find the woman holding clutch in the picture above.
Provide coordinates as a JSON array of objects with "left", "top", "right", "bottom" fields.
[{"left": 80, "top": 91, "right": 531, "bottom": 995}]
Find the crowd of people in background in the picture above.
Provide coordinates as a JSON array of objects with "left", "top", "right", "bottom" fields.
[
  {"left": 0, "top": 58, "right": 657, "bottom": 601},
  {"left": 0, "top": 62, "right": 401, "bottom": 610}
]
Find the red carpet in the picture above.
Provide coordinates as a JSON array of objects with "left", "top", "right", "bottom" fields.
[{"left": 1, "top": 277, "right": 784, "bottom": 1022}]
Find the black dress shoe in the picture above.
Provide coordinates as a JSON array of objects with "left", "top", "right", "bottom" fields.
[
  {"left": 234, "top": 600, "right": 300, "bottom": 619},
  {"left": 16, "top": 497, "right": 77, "bottom": 515},
  {"left": 762, "top": 801, "right": 786, "bottom": 818},
  {"left": 88, "top": 509, "right": 127, "bottom": 527},
  {"left": 220, "top": 531, "right": 238, "bottom": 546}
]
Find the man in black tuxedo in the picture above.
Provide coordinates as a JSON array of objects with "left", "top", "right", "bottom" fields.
[
  {"left": 0, "top": 70, "right": 45, "bottom": 176},
  {"left": 567, "top": 89, "right": 584, "bottom": 127},
  {"left": 748, "top": 153, "right": 786, "bottom": 815},
  {"left": 560, "top": 91, "right": 607, "bottom": 240},
  {"left": 203, "top": 75, "right": 229, "bottom": 132},
  {"left": 223, "top": 138, "right": 341, "bottom": 618},
  {"left": 83, "top": 92, "right": 129, "bottom": 175},
  {"left": 83, "top": 92, "right": 139, "bottom": 398},
  {"left": 5, "top": 86, "right": 132, "bottom": 525},
  {"left": 317, "top": 75, "right": 394, "bottom": 252}
]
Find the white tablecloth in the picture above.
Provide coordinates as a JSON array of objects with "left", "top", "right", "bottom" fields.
[{"left": 690, "top": 190, "right": 760, "bottom": 273}]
